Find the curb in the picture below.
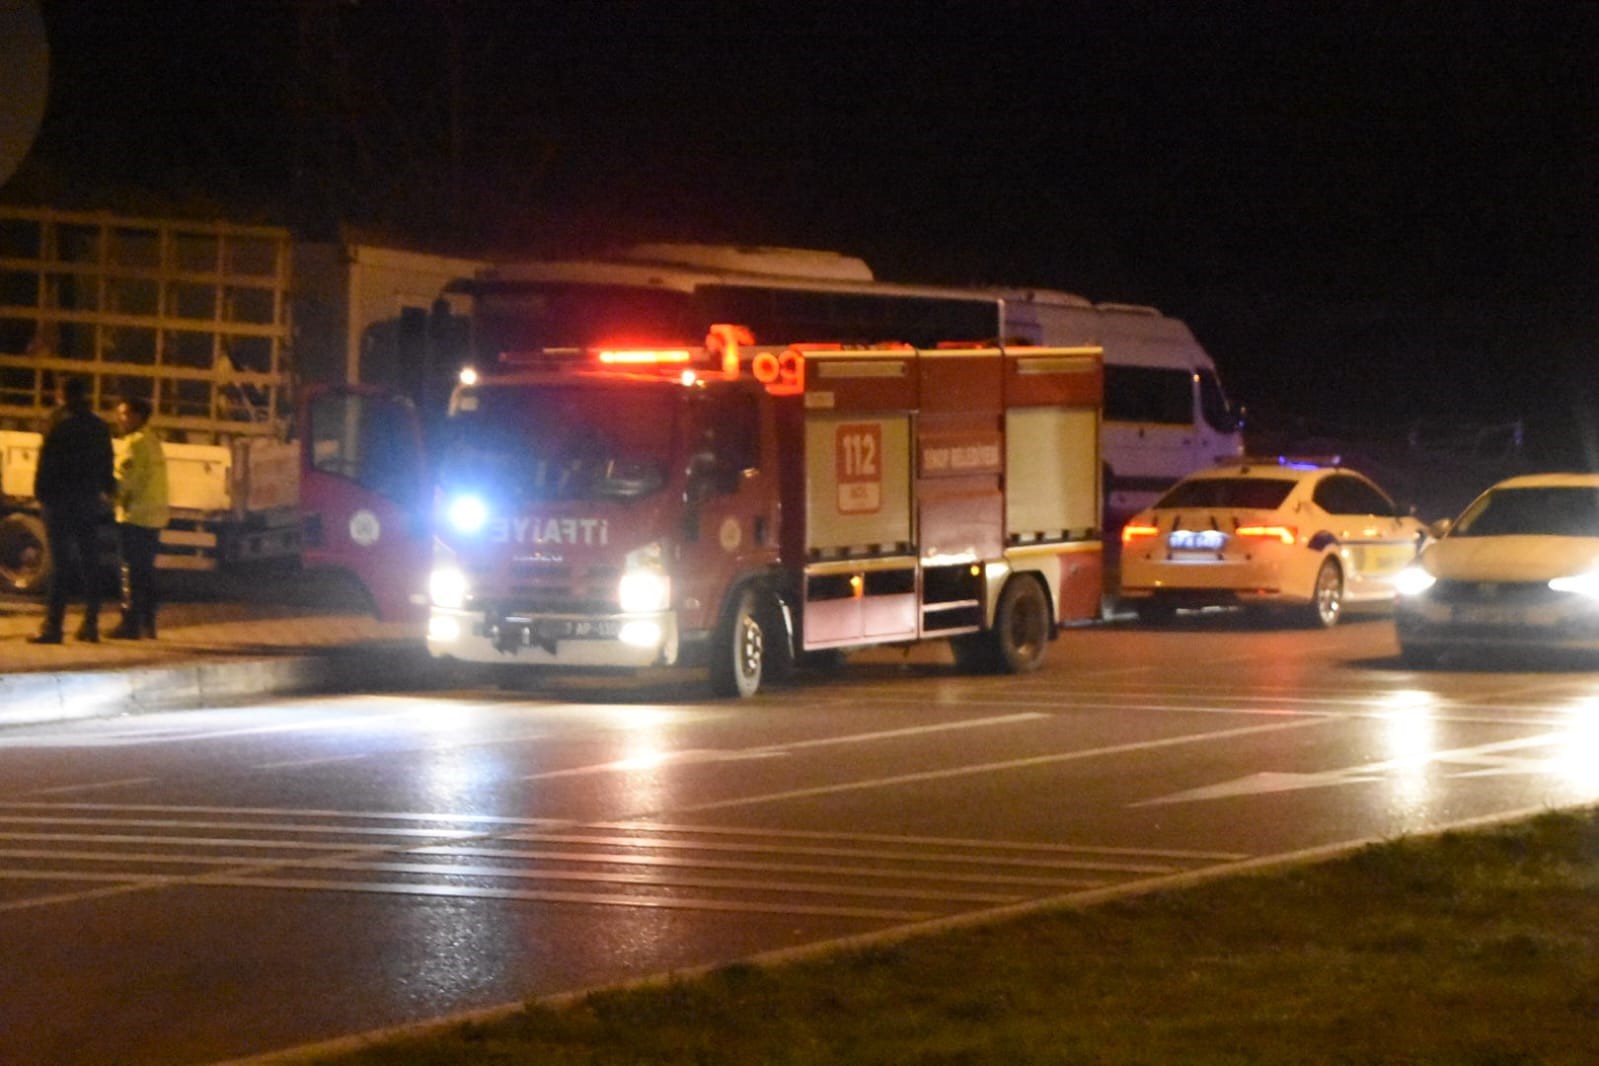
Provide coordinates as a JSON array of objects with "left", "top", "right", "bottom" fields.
[{"left": 0, "top": 641, "right": 439, "bottom": 728}]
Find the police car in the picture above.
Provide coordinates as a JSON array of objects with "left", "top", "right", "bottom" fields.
[{"left": 1119, "top": 458, "right": 1429, "bottom": 627}]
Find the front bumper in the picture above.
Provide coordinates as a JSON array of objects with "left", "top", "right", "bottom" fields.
[
  {"left": 1396, "top": 593, "right": 1599, "bottom": 652},
  {"left": 426, "top": 607, "right": 681, "bottom": 669}
]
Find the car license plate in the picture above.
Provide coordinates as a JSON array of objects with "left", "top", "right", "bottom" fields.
[
  {"left": 1168, "top": 529, "right": 1227, "bottom": 551},
  {"left": 534, "top": 619, "right": 623, "bottom": 640},
  {"left": 1451, "top": 604, "right": 1527, "bottom": 627}
]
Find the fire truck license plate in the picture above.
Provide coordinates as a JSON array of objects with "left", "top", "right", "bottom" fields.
[{"left": 535, "top": 619, "right": 623, "bottom": 640}]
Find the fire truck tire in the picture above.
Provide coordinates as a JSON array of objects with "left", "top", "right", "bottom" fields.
[
  {"left": 761, "top": 592, "right": 796, "bottom": 684},
  {"left": 709, "top": 586, "right": 771, "bottom": 699},
  {"left": 0, "top": 513, "right": 50, "bottom": 595},
  {"left": 992, "top": 574, "right": 1051, "bottom": 674},
  {"left": 953, "top": 575, "right": 1051, "bottom": 675}
]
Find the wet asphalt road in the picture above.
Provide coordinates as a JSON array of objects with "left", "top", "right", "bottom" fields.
[{"left": 3, "top": 612, "right": 1598, "bottom": 1064}]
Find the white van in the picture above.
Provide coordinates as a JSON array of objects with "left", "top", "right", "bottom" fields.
[{"left": 997, "top": 289, "right": 1244, "bottom": 523}]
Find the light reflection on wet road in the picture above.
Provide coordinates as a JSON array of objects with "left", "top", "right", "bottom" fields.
[{"left": 3, "top": 617, "right": 1599, "bottom": 1064}]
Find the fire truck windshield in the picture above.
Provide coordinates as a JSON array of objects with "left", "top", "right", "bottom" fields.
[{"left": 440, "top": 385, "right": 674, "bottom": 502}]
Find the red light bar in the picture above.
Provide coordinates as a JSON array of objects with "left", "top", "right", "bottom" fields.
[{"left": 597, "top": 349, "right": 692, "bottom": 365}]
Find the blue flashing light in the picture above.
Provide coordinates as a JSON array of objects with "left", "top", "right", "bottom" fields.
[
  {"left": 446, "top": 493, "right": 489, "bottom": 534},
  {"left": 1276, "top": 455, "right": 1340, "bottom": 471}
]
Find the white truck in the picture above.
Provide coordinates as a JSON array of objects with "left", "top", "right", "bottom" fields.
[{"left": 0, "top": 205, "right": 484, "bottom": 617}]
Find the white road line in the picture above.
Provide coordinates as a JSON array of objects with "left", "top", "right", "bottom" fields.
[
  {"left": 19, "top": 777, "right": 153, "bottom": 797},
  {"left": 0, "top": 815, "right": 485, "bottom": 840},
  {"left": 253, "top": 753, "right": 371, "bottom": 770},
  {"left": 664, "top": 717, "right": 1332, "bottom": 814},
  {"left": 0, "top": 800, "right": 572, "bottom": 828},
  {"left": 487, "top": 833, "right": 1182, "bottom": 874},
  {"left": 0, "top": 829, "right": 1202, "bottom": 877},
  {"left": 0, "top": 831, "right": 417, "bottom": 851},
  {"left": 519, "top": 712, "right": 1047, "bottom": 782},
  {"left": 410, "top": 845, "right": 1116, "bottom": 888},
  {"left": 592, "top": 820, "right": 1249, "bottom": 861},
  {"left": 194, "top": 874, "right": 936, "bottom": 921},
  {"left": 1135, "top": 731, "right": 1582, "bottom": 806},
  {"left": 0, "top": 850, "right": 1024, "bottom": 905}
]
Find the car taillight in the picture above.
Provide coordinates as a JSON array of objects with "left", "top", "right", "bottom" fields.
[
  {"left": 1121, "top": 522, "right": 1161, "bottom": 545},
  {"left": 1236, "top": 524, "right": 1297, "bottom": 544}
]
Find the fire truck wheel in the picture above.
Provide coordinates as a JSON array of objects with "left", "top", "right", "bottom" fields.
[
  {"left": 760, "top": 593, "right": 796, "bottom": 683},
  {"left": 993, "top": 574, "right": 1051, "bottom": 674},
  {"left": 709, "top": 587, "right": 769, "bottom": 699},
  {"left": 0, "top": 513, "right": 50, "bottom": 595}
]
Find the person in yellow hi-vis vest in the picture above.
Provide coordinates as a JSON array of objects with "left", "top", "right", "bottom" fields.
[{"left": 109, "top": 397, "right": 169, "bottom": 640}]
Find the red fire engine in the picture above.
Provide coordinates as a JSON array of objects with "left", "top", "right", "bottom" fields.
[{"left": 425, "top": 326, "right": 1104, "bottom": 696}]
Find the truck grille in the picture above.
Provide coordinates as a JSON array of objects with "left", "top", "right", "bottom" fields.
[{"left": 472, "top": 562, "right": 622, "bottom": 614}]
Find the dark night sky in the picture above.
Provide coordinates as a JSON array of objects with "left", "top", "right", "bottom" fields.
[{"left": 12, "top": 1, "right": 1599, "bottom": 459}]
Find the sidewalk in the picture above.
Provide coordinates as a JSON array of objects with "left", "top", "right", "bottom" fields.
[{"left": 0, "top": 589, "right": 435, "bottom": 728}]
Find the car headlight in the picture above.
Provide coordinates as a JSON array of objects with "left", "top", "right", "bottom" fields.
[
  {"left": 1394, "top": 565, "right": 1436, "bottom": 597},
  {"left": 1549, "top": 571, "right": 1599, "bottom": 597},
  {"left": 618, "top": 570, "right": 671, "bottom": 613},
  {"left": 429, "top": 566, "right": 470, "bottom": 609},
  {"left": 445, "top": 493, "right": 489, "bottom": 534}
]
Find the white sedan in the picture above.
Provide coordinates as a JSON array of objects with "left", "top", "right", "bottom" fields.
[
  {"left": 1120, "top": 459, "right": 1429, "bottom": 627},
  {"left": 1395, "top": 473, "right": 1599, "bottom": 665}
]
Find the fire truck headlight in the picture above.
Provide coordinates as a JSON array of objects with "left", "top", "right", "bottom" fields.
[
  {"left": 619, "top": 620, "right": 663, "bottom": 647},
  {"left": 618, "top": 571, "right": 671, "bottom": 613},
  {"left": 430, "top": 566, "right": 470, "bottom": 609},
  {"left": 446, "top": 494, "right": 489, "bottom": 534},
  {"left": 1394, "top": 565, "right": 1436, "bottom": 597}
]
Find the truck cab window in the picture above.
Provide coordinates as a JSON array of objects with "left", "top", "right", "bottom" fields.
[{"left": 308, "top": 391, "right": 421, "bottom": 504}]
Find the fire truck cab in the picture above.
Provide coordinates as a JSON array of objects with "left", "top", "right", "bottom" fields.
[{"left": 425, "top": 328, "right": 1104, "bottom": 696}]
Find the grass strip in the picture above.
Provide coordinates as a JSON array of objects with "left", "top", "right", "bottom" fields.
[{"left": 322, "top": 807, "right": 1599, "bottom": 1064}]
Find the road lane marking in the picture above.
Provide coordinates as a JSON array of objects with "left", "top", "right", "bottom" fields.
[
  {"left": 0, "top": 849, "right": 1025, "bottom": 906},
  {"left": 254, "top": 753, "right": 371, "bottom": 770},
  {"left": 194, "top": 875, "right": 937, "bottom": 921},
  {"left": 591, "top": 820, "right": 1249, "bottom": 861},
  {"left": 519, "top": 712, "right": 1048, "bottom": 781},
  {"left": 1134, "top": 732, "right": 1584, "bottom": 805},
  {"left": 0, "top": 803, "right": 1242, "bottom": 919},
  {"left": 661, "top": 717, "right": 1332, "bottom": 814},
  {"left": 19, "top": 777, "right": 153, "bottom": 797}
]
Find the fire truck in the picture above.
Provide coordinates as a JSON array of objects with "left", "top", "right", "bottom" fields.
[{"left": 425, "top": 326, "right": 1105, "bottom": 696}]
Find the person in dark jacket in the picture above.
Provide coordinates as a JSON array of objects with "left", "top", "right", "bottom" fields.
[{"left": 29, "top": 375, "right": 115, "bottom": 644}]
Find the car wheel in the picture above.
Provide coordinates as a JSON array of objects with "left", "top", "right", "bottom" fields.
[{"left": 1303, "top": 558, "right": 1344, "bottom": 628}]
